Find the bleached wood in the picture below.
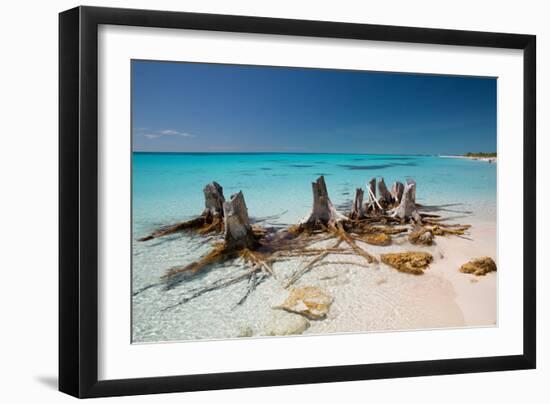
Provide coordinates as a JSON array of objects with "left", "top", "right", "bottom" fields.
[
  {"left": 202, "top": 181, "right": 225, "bottom": 217},
  {"left": 300, "top": 176, "right": 347, "bottom": 227},
  {"left": 392, "top": 180, "right": 420, "bottom": 222},
  {"left": 391, "top": 181, "right": 405, "bottom": 204},
  {"left": 378, "top": 177, "right": 393, "bottom": 205},
  {"left": 223, "top": 191, "right": 257, "bottom": 250},
  {"left": 350, "top": 188, "right": 365, "bottom": 219}
]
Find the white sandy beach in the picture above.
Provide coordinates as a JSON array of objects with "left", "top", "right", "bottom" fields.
[
  {"left": 133, "top": 217, "right": 497, "bottom": 342},
  {"left": 440, "top": 155, "right": 497, "bottom": 164},
  {"left": 292, "top": 220, "right": 496, "bottom": 337}
]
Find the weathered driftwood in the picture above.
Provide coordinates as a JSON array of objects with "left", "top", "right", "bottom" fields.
[
  {"left": 203, "top": 181, "right": 225, "bottom": 217},
  {"left": 162, "top": 266, "right": 264, "bottom": 311},
  {"left": 162, "top": 191, "right": 266, "bottom": 286},
  {"left": 407, "top": 178, "right": 416, "bottom": 202},
  {"left": 364, "top": 225, "right": 408, "bottom": 235},
  {"left": 391, "top": 181, "right": 405, "bottom": 204},
  {"left": 366, "top": 178, "right": 380, "bottom": 212},
  {"left": 378, "top": 177, "right": 394, "bottom": 206},
  {"left": 391, "top": 180, "right": 421, "bottom": 222},
  {"left": 223, "top": 191, "right": 258, "bottom": 250},
  {"left": 142, "top": 175, "right": 475, "bottom": 312},
  {"left": 350, "top": 188, "right": 365, "bottom": 219},
  {"left": 294, "top": 176, "right": 347, "bottom": 231},
  {"left": 138, "top": 181, "right": 225, "bottom": 241}
]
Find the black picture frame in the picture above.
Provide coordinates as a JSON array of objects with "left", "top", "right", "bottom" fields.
[{"left": 59, "top": 5, "right": 536, "bottom": 398}]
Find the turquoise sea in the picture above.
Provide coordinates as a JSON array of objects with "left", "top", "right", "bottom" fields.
[{"left": 131, "top": 153, "right": 496, "bottom": 342}]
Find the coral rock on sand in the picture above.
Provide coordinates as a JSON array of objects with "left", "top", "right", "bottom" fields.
[
  {"left": 459, "top": 257, "right": 497, "bottom": 276},
  {"left": 380, "top": 252, "right": 433, "bottom": 275},
  {"left": 265, "top": 311, "right": 311, "bottom": 336},
  {"left": 274, "top": 286, "right": 333, "bottom": 320},
  {"left": 364, "top": 233, "right": 392, "bottom": 246},
  {"left": 409, "top": 227, "right": 434, "bottom": 246}
]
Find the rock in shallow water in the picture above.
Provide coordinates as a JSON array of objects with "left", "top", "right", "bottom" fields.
[
  {"left": 459, "top": 257, "right": 497, "bottom": 276},
  {"left": 380, "top": 252, "right": 433, "bottom": 275},
  {"left": 264, "top": 311, "right": 311, "bottom": 336},
  {"left": 274, "top": 286, "right": 333, "bottom": 320}
]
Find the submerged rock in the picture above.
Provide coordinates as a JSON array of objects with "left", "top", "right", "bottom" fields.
[
  {"left": 237, "top": 326, "right": 254, "bottom": 338},
  {"left": 274, "top": 286, "right": 333, "bottom": 320},
  {"left": 380, "top": 252, "right": 433, "bottom": 275},
  {"left": 265, "top": 311, "right": 311, "bottom": 336},
  {"left": 459, "top": 257, "right": 497, "bottom": 276},
  {"left": 364, "top": 233, "right": 392, "bottom": 246},
  {"left": 409, "top": 227, "right": 434, "bottom": 246}
]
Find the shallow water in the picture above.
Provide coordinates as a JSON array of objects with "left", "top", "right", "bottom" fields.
[{"left": 132, "top": 153, "right": 496, "bottom": 342}]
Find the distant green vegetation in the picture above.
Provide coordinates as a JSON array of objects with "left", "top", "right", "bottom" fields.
[{"left": 465, "top": 152, "right": 497, "bottom": 158}]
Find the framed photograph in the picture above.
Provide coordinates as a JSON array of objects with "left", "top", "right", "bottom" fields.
[{"left": 59, "top": 6, "right": 536, "bottom": 398}]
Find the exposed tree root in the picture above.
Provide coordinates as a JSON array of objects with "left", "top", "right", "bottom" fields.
[
  {"left": 162, "top": 267, "right": 259, "bottom": 311},
  {"left": 162, "top": 243, "right": 233, "bottom": 285},
  {"left": 235, "top": 270, "right": 269, "bottom": 307},
  {"left": 334, "top": 225, "right": 377, "bottom": 263},
  {"left": 139, "top": 181, "right": 226, "bottom": 241},
  {"left": 426, "top": 224, "right": 471, "bottom": 236},
  {"left": 138, "top": 216, "right": 208, "bottom": 241}
]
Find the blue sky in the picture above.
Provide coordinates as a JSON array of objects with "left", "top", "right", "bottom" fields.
[{"left": 132, "top": 60, "right": 496, "bottom": 154}]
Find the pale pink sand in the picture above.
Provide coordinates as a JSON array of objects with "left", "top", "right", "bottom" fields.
[
  {"left": 302, "top": 221, "right": 496, "bottom": 336},
  {"left": 429, "top": 222, "right": 497, "bottom": 326}
]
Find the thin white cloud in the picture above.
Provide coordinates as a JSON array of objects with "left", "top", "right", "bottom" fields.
[
  {"left": 159, "top": 129, "right": 179, "bottom": 135},
  {"left": 138, "top": 129, "right": 197, "bottom": 140}
]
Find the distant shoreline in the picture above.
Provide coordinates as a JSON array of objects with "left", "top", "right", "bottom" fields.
[{"left": 439, "top": 155, "right": 497, "bottom": 164}]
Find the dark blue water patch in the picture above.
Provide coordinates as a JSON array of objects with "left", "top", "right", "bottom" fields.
[
  {"left": 338, "top": 162, "right": 417, "bottom": 170},
  {"left": 288, "top": 164, "right": 315, "bottom": 168},
  {"left": 237, "top": 170, "right": 258, "bottom": 176},
  {"left": 260, "top": 167, "right": 272, "bottom": 170},
  {"left": 339, "top": 164, "right": 394, "bottom": 170},
  {"left": 346, "top": 156, "right": 418, "bottom": 162}
]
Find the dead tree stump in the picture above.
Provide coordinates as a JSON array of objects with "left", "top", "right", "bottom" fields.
[
  {"left": 406, "top": 178, "right": 416, "bottom": 203},
  {"left": 223, "top": 191, "right": 257, "bottom": 250},
  {"left": 350, "top": 188, "right": 365, "bottom": 219},
  {"left": 202, "top": 181, "right": 225, "bottom": 218},
  {"left": 378, "top": 177, "right": 394, "bottom": 206},
  {"left": 392, "top": 180, "right": 420, "bottom": 222},
  {"left": 366, "top": 178, "right": 380, "bottom": 212},
  {"left": 299, "top": 176, "right": 347, "bottom": 229},
  {"left": 391, "top": 181, "right": 404, "bottom": 204},
  {"left": 138, "top": 181, "right": 226, "bottom": 241}
]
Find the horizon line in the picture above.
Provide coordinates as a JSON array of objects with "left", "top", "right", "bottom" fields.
[{"left": 131, "top": 151, "right": 494, "bottom": 156}]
